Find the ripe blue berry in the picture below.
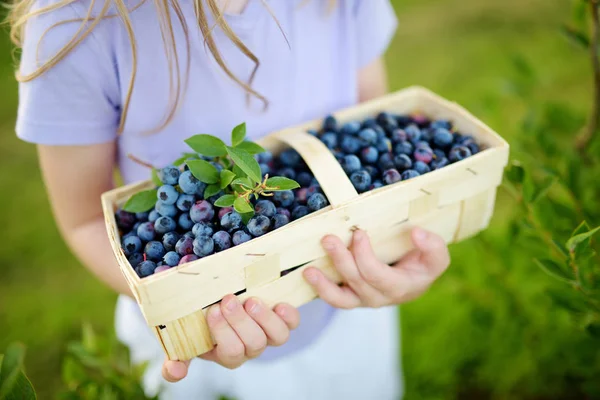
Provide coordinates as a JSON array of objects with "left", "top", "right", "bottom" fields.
[
  {"left": 148, "top": 210, "right": 160, "bottom": 223},
  {"left": 255, "top": 200, "right": 277, "bottom": 218},
  {"left": 122, "top": 236, "right": 142, "bottom": 257},
  {"left": 128, "top": 252, "right": 144, "bottom": 267},
  {"left": 431, "top": 157, "right": 450, "bottom": 170},
  {"left": 157, "top": 185, "right": 179, "bottom": 205},
  {"left": 394, "top": 154, "right": 413, "bottom": 171},
  {"left": 280, "top": 149, "right": 301, "bottom": 168},
  {"left": 320, "top": 133, "right": 338, "bottom": 149},
  {"left": 350, "top": 170, "right": 372, "bottom": 192},
  {"left": 183, "top": 231, "right": 195, "bottom": 239},
  {"left": 247, "top": 215, "right": 271, "bottom": 237},
  {"left": 362, "top": 117, "right": 378, "bottom": 129},
  {"left": 219, "top": 211, "right": 241, "bottom": 232},
  {"left": 323, "top": 115, "right": 338, "bottom": 132},
  {"left": 257, "top": 151, "right": 274, "bottom": 164},
  {"left": 232, "top": 230, "right": 252, "bottom": 245},
  {"left": 364, "top": 165, "right": 379, "bottom": 180},
  {"left": 138, "top": 261, "right": 157, "bottom": 277},
  {"left": 401, "top": 169, "right": 420, "bottom": 180},
  {"left": 162, "top": 231, "right": 181, "bottom": 252},
  {"left": 135, "top": 211, "right": 149, "bottom": 222},
  {"left": 159, "top": 166, "right": 180, "bottom": 185},
  {"left": 271, "top": 214, "right": 290, "bottom": 229},
  {"left": 414, "top": 147, "right": 434, "bottom": 164},
  {"left": 190, "top": 200, "right": 215, "bottom": 223},
  {"left": 192, "top": 221, "right": 215, "bottom": 237},
  {"left": 163, "top": 251, "right": 181, "bottom": 267},
  {"left": 179, "top": 254, "right": 199, "bottom": 265},
  {"left": 376, "top": 137, "right": 392, "bottom": 153},
  {"left": 394, "top": 141, "right": 414, "bottom": 156},
  {"left": 122, "top": 230, "right": 137, "bottom": 240},
  {"left": 339, "top": 121, "right": 360, "bottom": 136},
  {"left": 133, "top": 222, "right": 141, "bottom": 232},
  {"left": 430, "top": 119, "right": 452, "bottom": 130},
  {"left": 155, "top": 216, "right": 176, "bottom": 234},
  {"left": 378, "top": 153, "right": 395, "bottom": 170},
  {"left": 390, "top": 129, "right": 408, "bottom": 143},
  {"left": 360, "top": 146, "right": 379, "bottom": 164},
  {"left": 276, "top": 207, "right": 291, "bottom": 219},
  {"left": 296, "top": 172, "right": 313, "bottom": 187},
  {"left": 383, "top": 169, "right": 402, "bottom": 185},
  {"left": 413, "top": 161, "right": 431, "bottom": 175},
  {"left": 137, "top": 222, "right": 155, "bottom": 242},
  {"left": 371, "top": 180, "right": 384, "bottom": 189},
  {"left": 405, "top": 124, "right": 422, "bottom": 143},
  {"left": 155, "top": 201, "right": 178, "bottom": 217},
  {"left": 178, "top": 213, "right": 194, "bottom": 230},
  {"left": 193, "top": 236, "right": 215, "bottom": 257},
  {"left": 175, "top": 236, "right": 194, "bottom": 256},
  {"left": 432, "top": 128, "right": 454, "bottom": 148},
  {"left": 291, "top": 205, "right": 310, "bottom": 220},
  {"left": 358, "top": 128, "right": 377, "bottom": 146},
  {"left": 449, "top": 146, "right": 472, "bottom": 162},
  {"left": 260, "top": 163, "right": 271, "bottom": 177},
  {"left": 178, "top": 170, "right": 204, "bottom": 195},
  {"left": 115, "top": 210, "right": 136, "bottom": 231},
  {"left": 277, "top": 167, "right": 296, "bottom": 180},
  {"left": 433, "top": 149, "right": 446, "bottom": 160},
  {"left": 341, "top": 155, "right": 361, "bottom": 175},
  {"left": 212, "top": 231, "right": 232, "bottom": 252},
  {"left": 144, "top": 241, "right": 166, "bottom": 261},
  {"left": 176, "top": 194, "right": 195, "bottom": 212},
  {"left": 307, "top": 193, "right": 329, "bottom": 211},
  {"left": 274, "top": 190, "right": 294, "bottom": 208},
  {"left": 340, "top": 135, "right": 361, "bottom": 154}
]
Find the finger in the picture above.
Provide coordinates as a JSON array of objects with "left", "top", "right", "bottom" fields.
[
  {"left": 162, "top": 359, "right": 191, "bottom": 383},
  {"left": 206, "top": 302, "right": 246, "bottom": 368},
  {"left": 351, "top": 229, "right": 397, "bottom": 291},
  {"left": 244, "top": 298, "right": 290, "bottom": 346},
  {"left": 411, "top": 227, "right": 450, "bottom": 276},
  {"left": 304, "top": 267, "right": 361, "bottom": 309},
  {"left": 273, "top": 303, "right": 301, "bottom": 330},
  {"left": 221, "top": 295, "right": 267, "bottom": 359}
]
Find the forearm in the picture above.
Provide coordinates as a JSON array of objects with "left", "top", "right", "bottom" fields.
[{"left": 358, "top": 57, "right": 389, "bottom": 103}]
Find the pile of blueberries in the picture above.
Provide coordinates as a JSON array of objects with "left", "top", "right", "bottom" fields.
[
  {"left": 310, "top": 112, "right": 481, "bottom": 192},
  {"left": 116, "top": 148, "right": 328, "bottom": 278}
]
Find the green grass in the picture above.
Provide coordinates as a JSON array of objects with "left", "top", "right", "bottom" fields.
[{"left": 0, "top": 0, "right": 591, "bottom": 398}]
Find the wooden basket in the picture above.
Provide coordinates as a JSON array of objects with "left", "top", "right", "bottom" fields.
[{"left": 101, "top": 86, "right": 509, "bottom": 361}]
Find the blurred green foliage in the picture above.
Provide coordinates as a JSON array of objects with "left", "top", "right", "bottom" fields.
[{"left": 0, "top": 0, "right": 597, "bottom": 399}]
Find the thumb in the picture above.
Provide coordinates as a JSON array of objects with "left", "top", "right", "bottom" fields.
[
  {"left": 411, "top": 227, "right": 450, "bottom": 276},
  {"left": 162, "top": 359, "right": 191, "bottom": 383}
]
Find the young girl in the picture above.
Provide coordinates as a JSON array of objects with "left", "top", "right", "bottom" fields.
[{"left": 12, "top": 0, "right": 451, "bottom": 398}]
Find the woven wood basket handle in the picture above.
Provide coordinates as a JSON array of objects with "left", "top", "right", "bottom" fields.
[{"left": 273, "top": 130, "right": 358, "bottom": 207}]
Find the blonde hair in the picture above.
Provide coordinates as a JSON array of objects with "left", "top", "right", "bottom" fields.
[{"left": 8, "top": 0, "right": 336, "bottom": 133}]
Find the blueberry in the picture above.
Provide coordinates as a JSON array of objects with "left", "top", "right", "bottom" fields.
[
  {"left": 178, "top": 170, "right": 203, "bottom": 196},
  {"left": 394, "top": 154, "right": 413, "bottom": 171},
  {"left": 218, "top": 207, "right": 234, "bottom": 220},
  {"left": 133, "top": 222, "right": 141, "bottom": 232},
  {"left": 433, "top": 149, "right": 446, "bottom": 160},
  {"left": 260, "top": 163, "right": 271, "bottom": 177},
  {"left": 193, "top": 236, "right": 215, "bottom": 257},
  {"left": 178, "top": 213, "right": 194, "bottom": 231},
  {"left": 350, "top": 170, "right": 372, "bottom": 192},
  {"left": 257, "top": 151, "right": 274, "bottom": 164},
  {"left": 421, "top": 128, "right": 435, "bottom": 142},
  {"left": 364, "top": 165, "right": 380, "bottom": 180},
  {"left": 192, "top": 221, "right": 215, "bottom": 237},
  {"left": 414, "top": 161, "right": 431, "bottom": 175},
  {"left": 296, "top": 172, "right": 313, "bottom": 187},
  {"left": 414, "top": 141, "right": 431, "bottom": 149},
  {"left": 148, "top": 210, "right": 160, "bottom": 223},
  {"left": 220, "top": 210, "right": 242, "bottom": 232},
  {"left": 362, "top": 117, "right": 378, "bottom": 129},
  {"left": 115, "top": 210, "right": 136, "bottom": 231},
  {"left": 376, "top": 137, "right": 392, "bottom": 153},
  {"left": 401, "top": 169, "right": 420, "bottom": 180},
  {"left": 358, "top": 128, "right": 377, "bottom": 146},
  {"left": 323, "top": 115, "right": 337, "bottom": 132},
  {"left": 340, "top": 135, "right": 361, "bottom": 154},
  {"left": 390, "top": 129, "right": 408, "bottom": 143},
  {"left": 155, "top": 216, "right": 176, "bottom": 235},
  {"left": 378, "top": 153, "right": 395, "bottom": 170},
  {"left": 175, "top": 236, "right": 194, "bottom": 256},
  {"left": 255, "top": 200, "right": 277, "bottom": 218},
  {"left": 360, "top": 147, "right": 379, "bottom": 165},
  {"left": 280, "top": 149, "right": 301, "bottom": 168},
  {"left": 158, "top": 166, "right": 180, "bottom": 185},
  {"left": 461, "top": 138, "right": 480, "bottom": 154},
  {"left": 340, "top": 121, "right": 361, "bottom": 135},
  {"left": 274, "top": 190, "right": 294, "bottom": 208},
  {"left": 271, "top": 214, "right": 290, "bottom": 229},
  {"left": 157, "top": 185, "right": 179, "bottom": 205},
  {"left": 163, "top": 251, "right": 181, "bottom": 267},
  {"left": 340, "top": 155, "right": 362, "bottom": 175},
  {"left": 154, "top": 265, "right": 171, "bottom": 273},
  {"left": 430, "top": 120, "right": 452, "bottom": 130},
  {"left": 371, "top": 180, "right": 384, "bottom": 189},
  {"left": 306, "top": 184, "right": 322, "bottom": 197},
  {"left": 144, "top": 241, "right": 166, "bottom": 261},
  {"left": 394, "top": 141, "right": 414, "bottom": 156},
  {"left": 373, "top": 126, "right": 386, "bottom": 140},
  {"left": 128, "top": 252, "right": 144, "bottom": 267},
  {"left": 179, "top": 254, "right": 199, "bottom": 265},
  {"left": 138, "top": 261, "right": 157, "bottom": 277},
  {"left": 190, "top": 200, "right": 214, "bottom": 223},
  {"left": 212, "top": 231, "right": 232, "bottom": 252},
  {"left": 122, "top": 236, "right": 142, "bottom": 257},
  {"left": 137, "top": 222, "right": 155, "bottom": 242},
  {"left": 276, "top": 207, "right": 291, "bottom": 219},
  {"left": 431, "top": 157, "right": 450, "bottom": 170},
  {"left": 414, "top": 147, "right": 434, "bottom": 164},
  {"left": 183, "top": 231, "right": 195, "bottom": 239},
  {"left": 247, "top": 215, "right": 271, "bottom": 237},
  {"left": 449, "top": 146, "right": 472, "bottom": 162},
  {"left": 307, "top": 193, "right": 329, "bottom": 211},
  {"left": 412, "top": 114, "right": 430, "bottom": 127},
  {"left": 277, "top": 167, "right": 296, "bottom": 180},
  {"left": 176, "top": 194, "right": 195, "bottom": 212},
  {"left": 135, "top": 211, "right": 149, "bottom": 222},
  {"left": 432, "top": 128, "right": 454, "bottom": 148},
  {"left": 162, "top": 231, "right": 181, "bottom": 252},
  {"left": 232, "top": 230, "right": 252, "bottom": 246},
  {"left": 383, "top": 169, "right": 402, "bottom": 185},
  {"left": 405, "top": 124, "right": 422, "bottom": 143},
  {"left": 210, "top": 161, "right": 224, "bottom": 173},
  {"left": 207, "top": 190, "right": 225, "bottom": 204},
  {"left": 122, "top": 230, "right": 137, "bottom": 240},
  {"left": 320, "top": 133, "right": 338, "bottom": 149},
  {"left": 291, "top": 205, "right": 310, "bottom": 220},
  {"left": 396, "top": 115, "right": 413, "bottom": 127},
  {"left": 155, "top": 201, "right": 178, "bottom": 217}
]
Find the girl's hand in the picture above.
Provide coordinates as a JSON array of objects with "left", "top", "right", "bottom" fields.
[
  {"left": 303, "top": 227, "right": 450, "bottom": 309},
  {"left": 161, "top": 296, "right": 299, "bottom": 382}
]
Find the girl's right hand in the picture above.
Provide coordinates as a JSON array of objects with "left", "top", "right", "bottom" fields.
[{"left": 161, "top": 295, "right": 300, "bottom": 382}]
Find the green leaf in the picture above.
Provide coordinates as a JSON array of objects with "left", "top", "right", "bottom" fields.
[
  {"left": 214, "top": 195, "right": 236, "bottom": 207},
  {"left": 560, "top": 24, "right": 590, "bottom": 49},
  {"left": 531, "top": 176, "right": 557, "bottom": 203},
  {"left": 0, "top": 343, "right": 36, "bottom": 400},
  {"left": 505, "top": 161, "right": 525, "bottom": 184},
  {"left": 226, "top": 147, "right": 261, "bottom": 183},
  {"left": 265, "top": 177, "right": 300, "bottom": 191},
  {"left": 204, "top": 184, "right": 221, "bottom": 199},
  {"left": 232, "top": 163, "right": 247, "bottom": 178},
  {"left": 186, "top": 160, "right": 219, "bottom": 184},
  {"left": 545, "top": 288, "right": 585, "bottom": 313},
  {"left": 240, "top": 211, "right": 254, "bottom": 225},
  {"left": 236, "top": 141, "right": 266, "bottom": 155},
  {"left": 534, "top": 258, "right": 575, "bottom": 284},
  {"left": 231, "top": 123, "right": 246, "bottom": 147},
  {"left": 566, "top": 226, "right": 600, "bottom": 252},
  {"left": 522, "top": 174, "right": 535, "bottom": 204},
  {"left": 122, "top": 189, "right": 157, "bottom": 213},
  {"left": 0, "top": 372, "right": 36, "bottom": 400},
  {"left": 173, "top": 152, "right": 198, "bottom": 166},
  {"left": 551, "top": 238, "right": 569, "bottom": 258},
  {"left": 151, "top": 168, "right": 162, "bottom": 186},
  {"left": 571, "top": 221, "right": 590, "bottom": 237},
  {"left": 233, "top": 197, "right": 254, "bottom": 214},
  {"left": 81, "top": 323, "right": 97, "bottom": 353},
  {"left": 220, "top": 170, "right": 236, "bottom": 189},
  {"left": 185, "top": 134, "right": 227, "bottom": 157},
  {"left": 231, "top": 177, "right": 254, "bottom": 189}
]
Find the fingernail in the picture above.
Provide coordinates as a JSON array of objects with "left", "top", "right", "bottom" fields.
[
  {"left": 322, "top": 238, "right": 336, "bottom": 251},
  {"left": 353, "top": 229, "right": 365, "bottom": 243},
  {"left": 247, "top": 298, "right": 262, "bottom": 315},
  {"left": 304, "top": 269, "right": 319, "bottom": 284},
  {"left": 209, "top": 305, "right": 221, "bottom": 319},
  {"left": 225, "top": 297, "right": 240, "bottom": 312},
  {"left": 276, "top": 306, "right": 286, "bottom": 319},
  {"left": 166, "top": 362, "right": 183, "bottom": 379}
]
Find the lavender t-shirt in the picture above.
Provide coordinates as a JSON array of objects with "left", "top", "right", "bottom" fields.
[{"left": 16, "top": 0, "right": 397, "bottom": 360}]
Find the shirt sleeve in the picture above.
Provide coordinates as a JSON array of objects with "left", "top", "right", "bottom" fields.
[
  {"left": 353, "top": 0, "right": 398, "bottom": 68},
  {"left": 15, "top": 1, "right": 120, "bottom": 146}
]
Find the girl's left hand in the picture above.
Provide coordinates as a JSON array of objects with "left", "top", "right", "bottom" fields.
[{"left": 303, "top": 227, "right": 450, "bottom": 309}]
